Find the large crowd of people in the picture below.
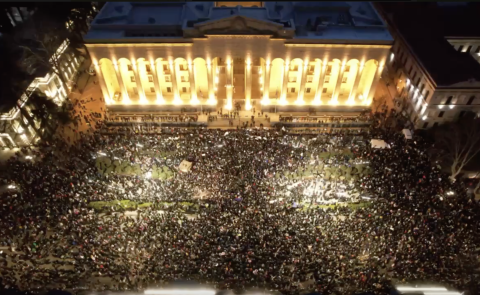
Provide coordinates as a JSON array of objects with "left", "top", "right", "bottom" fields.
[{"left": 0, "top": 120, "right": 479, "bottom": 295}]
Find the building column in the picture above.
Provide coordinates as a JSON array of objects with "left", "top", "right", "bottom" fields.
[
  {"left": 314, "top": 60, "right": 327, "bottom": 104},
  {"left": 366, "top": 63, "right": 383, "bottom": 105},
  {"left": 348, "top": 62, "right": 364, "bottom": 103},
  {"left": 188, "top": 63, "right": 198, "bottom": 104},
  {"left": 94, "top": 62, "right": 111, "bottom": 104},
  {"left": 151, "top": 61, "right": 164, "bottom": 103},
  {"left": 262, "top": 61, "right": 271, "bottom": 104},
  {"left": 297, "top": 61, "right": 308, "bottom": 103},
  {"left": 132, "top": 62, "right": 146, "bottom": 102},
  {"left": 332, "top": 62, "right": 346, "bottom": 102},
  {"left": 280, "top": 62, "right": 290, "bottom": 103},
  {"left": 225, "top": 59, "right": 233, "bottom": 110},
  {"left": 245, "top": 60, "right": 252, "bottom": 110},
  {"left": 207, "top": 62, "right": 215, "bottom": 104},
  {"left": 170, "top": 62, "right": 180, "bottom": 103},
  {"left": 114, "top": 62, "right": 129, "bottom": 102}
]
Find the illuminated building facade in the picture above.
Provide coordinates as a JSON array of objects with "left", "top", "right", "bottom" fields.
[
  {"left": 0, "top": 40, "right": 81, "bottom": 149},
  {"left": 86, "top": 1, "right": 392, "bottom": 112},
  {"left": 376, "top": 2, "right": 480, "bottom": 129}
]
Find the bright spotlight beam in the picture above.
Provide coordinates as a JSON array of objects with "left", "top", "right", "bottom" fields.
[{"left": 144, "top": 289, "right": 216, "bottom": 295}]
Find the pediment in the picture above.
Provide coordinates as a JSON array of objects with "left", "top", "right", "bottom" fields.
[{"left": 194, "top": 15, "right": 283, "bottom": 34}]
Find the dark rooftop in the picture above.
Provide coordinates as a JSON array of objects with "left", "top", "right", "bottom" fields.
[{"left": 377, "top": 2, "right": 480, "bottom": 86}]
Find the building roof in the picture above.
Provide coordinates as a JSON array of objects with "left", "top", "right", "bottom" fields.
[
  {"left": 85, "top": 1, "right": 392, "bottom": 44},
  {"left": 378, "top": 3, "right": 480, "bottom": 86}
]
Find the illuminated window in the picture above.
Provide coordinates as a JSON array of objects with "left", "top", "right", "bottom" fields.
[
  {"left": 342, "top": 77, "right": 347, "bottom": 83},
  {"left": 289, "top": 77, "right": 296, "bottom": 83},
  {"left": 182, "top": 87, "right": 187, "bottom": 93},
  {"left": 167, "top": 87, "right": 172, "bottom": 93},
  {"left": 148, "top": 75, "right": 153, "bottom": 82},
  {"left": 165, "top": 76, "right": 171, "bottom": 82},
  {"left": 145, "top": 65, "right": 151, "bottom": 72},
  {"left": 133, "top": 87, "right": 138, "bottom": 94},
  {"left": 324, "top": 76, "right": 330, "bottom": 83},
  {"left": 290, "top": 88, "right": 295, "bottom": 93},
  {"left": 306, "top": 88, "right": 311, "bottom": 93},
  {"left": 128, "top": 65, "right": 133, "bottom": 71},
  {"left": 163, "top": 64, "right": 168, "bottom": 71},
  {"left": 130, "top": 76, "right": 135, "bottom": 82},
  {"left": 181, "top": 76, "right": 187, "bottom": 82},
  {"left": 458, "top": 45, "right": 464, "bottom": 52},
  {"left": 322, "top": 88, "right": 327, "bottom": 93},
  {"left": 307, "top": 76, "right": 313, "bottom": 83},
  {"left": 179, "top": 64, "right": 185, "bottom": 71},
  {"left": 150, "top": 87, "right": 155, "bottom": 92}
]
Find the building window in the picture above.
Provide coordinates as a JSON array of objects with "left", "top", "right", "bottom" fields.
[
  {"left": 146, "top": 65, "right": 151, "bottom": 72},
  {"left": 458, "top": 45, "right": 464, "bottom": 52},
  {"left": 181, "top": 76, "right": 186, "bottom": 82},
  {"left": 322, "top": 88, "right": 327, "bottom": 93},
  {"left": 324, "top": 76, "right": 330, "bottom": 83},
  {"left": 438, "top": 111, "right": 445, "bottom": 118},
  {"left": 167, "top": 87, "right": 172, "bottom": 93},
  {"left": 128, "top": 65, "right": 133, "bottom": 71},
  {"left": 130, "top": 76, "right": 135, "bottom": 82},
  {"left": 467, "top": 96, "right": 475, "bottom": 105},
  {"left": 179, "top": 64, "right": 185, "bottom": 71},
  {"left": 165, "top": 76, "right": 171, "bottom": 82},
  {"left": 419, "top": 83, "right": 424, "bottom": 94},
  {"left": 182, "top": 87, "right": 187, "bottom": 93},
  {"left": 133, "top": 87, "right": 138, "bottom": 94},
  {"left": 466, "top": 45, "right": 472, "bottom": 53},
  {"left": 290, "top": 88, "right": 295, "bottom": 93},
  {"left": 475, "top": 46, "right": 480, "bottom": 53},
  {"left": 289, "top": 77, "right": 296, "bottom": 83},
  {"left": 422, "top": 122, "right": 429, "bottom": 129},
  {"left": 309, "top": 66, "right": 314, "bottom": 72},
  {"left": 445, "top": 96, "right": 453, "bottom": 105},
  {"left": 307, "top": 76, "right": 313, "bottom": 83},
  {"left": 148, "top": 75, "right": 153, "bottom": 82},
  {"left": 342, "top": 77, "right": 347, "bottom": 83},
  {"left": 290, "top": 65, "right": 298, "bottom": 71},
  {"left": 411, "top": 72, "right": 417, "bottom": 83},
  {"left": 433, "top": 122, "right": 439, "bottom": 128},
  {"left": 163, "top": 64, "right": 168, "bottom": 71},
  {"left": 306, "top": 88, "right": 311, "bottom": 93},
  {"left": 459, "top": 111, "right": 466, "bottom": 118},
  {"left": 150, "top": 87, "right": 155, "bottom": 93}
]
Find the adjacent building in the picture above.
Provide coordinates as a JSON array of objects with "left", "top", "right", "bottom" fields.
[
  {"left": 0, "top": 3, "right": 99, "bottom": 149},
  {"left": 85, "top": 1, "right": 392, "bottom": 113},
  {"left": 375, "top": 2, "right": 480, "bottom": 129}
]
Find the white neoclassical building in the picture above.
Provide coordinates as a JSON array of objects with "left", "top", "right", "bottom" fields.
[{"left": 85, "top": 1, "right": 392, "bottom": 113}]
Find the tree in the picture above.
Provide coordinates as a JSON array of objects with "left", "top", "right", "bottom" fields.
[{"left": 431, "top": 115, "right": 480, "bottom": 180}]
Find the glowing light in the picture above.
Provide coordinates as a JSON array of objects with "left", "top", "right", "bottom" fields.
[
  {"left": 145, "top": 172, "right": 152, "bottom": 179},
  {"left": 446, "top": 191, "right": 455, "bottom": 196},
  {"left": 225, "top": 103, "right": 232, "bottom": 110},
  {"left": 7, "top": 185, "right": 16, "bottom": 189},
  {"left": 136, "top": 143, "right": 143, "bottom": 147},
  {"left": 144, "top": 290, "right": 216, "bottom": 295},
  {"left": 215, "top": 77, "right": 219, "bottom": 84},
  {"left": 245, "top": 103, "right": 252, "bottom": 111},
  {"left": 173, "top": 96, "right": 183, "bottom": 105},
  {"left": 295, "top": 99, "right": 305, "bottom": 105},
  {"left": 422, "top": 115, "right": 428, "bottom": 120},
  {"left": 190, "top": 97, "right": 200, "bottom": 105},
  {"left": 449, "top": 105, "right": 455, "bottom": 109},
  {"left": 260, "top": 98, "right": 270, "bottom": 105},
  {"left": 329, "top": 99, "right": 338, "bottom": 105},
  {"left": 396, "top": 287, "right": 447, "bottom": 292},
  {"left": 98, "top": 152, "right": 107, "bottom": 156},
  {"left": 25, "top": 156, "right": 33, "bottom": 160},
  {"left": 207, "top": 98, "right": 217, "bottom": 105},
  {"left": 438, "top": 105, "right": 444, "bottom": 109}
]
